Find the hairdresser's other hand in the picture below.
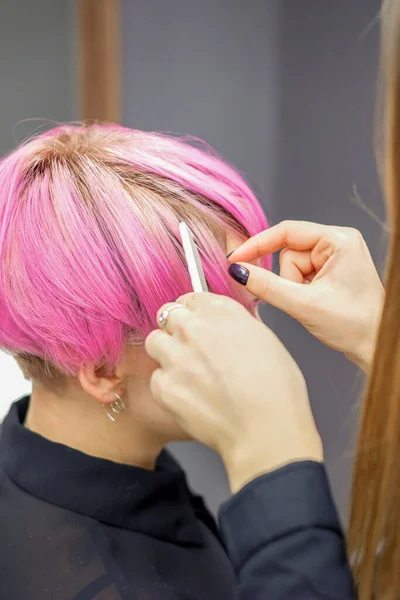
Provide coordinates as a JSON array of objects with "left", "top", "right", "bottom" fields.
[
  {"left": 228, "top": 220, "right": 384, "bottom": 372},
  {"left": 145, "top": 294, "right": 323, "bottom": 493}
]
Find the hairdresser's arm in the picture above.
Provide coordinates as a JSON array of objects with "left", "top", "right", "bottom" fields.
[
  {"left": 219, "top": 461, "right": 355, "bottom": 599},
  {"left": 146, "top": 294, "right": 356, "bottom": 598},
  {"left": 228, "top": 221, "right": 384, "bottom": 373}
]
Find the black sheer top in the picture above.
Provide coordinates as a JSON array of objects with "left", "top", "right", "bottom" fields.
[{"left": 0, "top": 397, "right": 235, "bottom": 599}]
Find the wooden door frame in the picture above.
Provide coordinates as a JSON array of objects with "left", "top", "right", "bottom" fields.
[{"left": 76, "top": 0, "right": 121, "bottom": 122}]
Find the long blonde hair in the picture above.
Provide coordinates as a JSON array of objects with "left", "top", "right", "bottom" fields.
[{"left": 348, "top": 2, "right": 400, "bottom": 597}]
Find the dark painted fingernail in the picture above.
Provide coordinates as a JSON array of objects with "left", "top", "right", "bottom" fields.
[
  {"left": 228, "top": 263, "right": 249, "bottom": 286},
  {"left": 226, "top": 250, "right": 235, "bottom": 260}
]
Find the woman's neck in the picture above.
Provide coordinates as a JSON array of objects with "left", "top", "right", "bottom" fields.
[{"left": 25, "top": 385, "right": 163, "bottom": 470}]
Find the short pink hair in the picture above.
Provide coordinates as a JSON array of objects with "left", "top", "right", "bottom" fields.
[{"left": 0, "top": 124, "right": 269, "bottom": 381}]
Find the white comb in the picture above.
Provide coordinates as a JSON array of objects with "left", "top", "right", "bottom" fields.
[{"left": 179, "top": 222, "right": 208, "bottom": 293}]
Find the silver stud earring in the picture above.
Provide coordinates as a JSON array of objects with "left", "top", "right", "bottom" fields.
[{"left": 105, "top": 393, "right": 125, "bottom": 422}]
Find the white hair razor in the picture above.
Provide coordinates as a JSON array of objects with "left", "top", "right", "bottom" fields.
[{"left": 179, "top": 222, "right": 208, "bottom": 293}]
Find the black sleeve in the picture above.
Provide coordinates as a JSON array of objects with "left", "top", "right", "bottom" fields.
[{"left": 218, "top": 461, "right": 356, "bottom": 599}]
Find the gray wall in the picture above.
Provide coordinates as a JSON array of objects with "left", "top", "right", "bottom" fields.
[
  {"left": 270, "top": 0, "right": 383, "bottom": 522},
  {"left": 122, "top": 0, "right": 384, "bottom": 519},
  {"left": 122, "top": 0, "right": 281, "bottom": 201},
  {"left": 0, "top": 0, "right": 76, "bottom": 155}
]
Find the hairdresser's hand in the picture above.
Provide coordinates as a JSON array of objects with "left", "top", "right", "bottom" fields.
[
  {"left": 228, "top": 221, "right": 384, "bottom": 372},
  {"left": 145, "top": 294, "right": 323, "bottom": 493}
]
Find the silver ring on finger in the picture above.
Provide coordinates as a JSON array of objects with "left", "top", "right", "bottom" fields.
[{"left": 158, "top": 303, "right": 186, "bottom": 331}]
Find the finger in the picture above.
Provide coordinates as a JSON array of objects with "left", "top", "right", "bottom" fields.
[
  {"left": 149, "top": 368, "right": 164, "bottom": 405},
  {"left": 176, "top": 292, "right": 231, "bottom": 313},
  {"left": 156, "top": 302, "right": 191, "bottom": 335},
  {"left": 175, "top": 293, "right": 198, "bottom": 311},
  {"left": 149, "top": 368, "right": 185, "bottom": 419},
  {"left": 231, "top": 262, "right": 311, "bottom": 317},
  {"left": 279, "top": 249, "right": 314, "bottom": 283},
  {"left": 145, "top": 329, "right": 183, "bottom": 367},
  {"left": 229, "top": 221, "right": 334, "bottom": 263}
]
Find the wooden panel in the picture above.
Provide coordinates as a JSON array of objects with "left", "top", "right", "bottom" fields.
[{"left": 77, "top": 0, "right": 121, "bottom": 122}]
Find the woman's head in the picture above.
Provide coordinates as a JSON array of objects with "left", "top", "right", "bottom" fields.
[{"left": 0, "top": 124, "right": 269, "bottom": 396}]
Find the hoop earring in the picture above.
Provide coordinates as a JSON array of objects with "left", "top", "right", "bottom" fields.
[{"left": 105, "top": 393, "right": 125, "bottom": 422}]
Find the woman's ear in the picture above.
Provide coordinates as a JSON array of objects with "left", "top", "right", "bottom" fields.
[{"left": 77, "top": 360, "right": 125, "bottom": 405}]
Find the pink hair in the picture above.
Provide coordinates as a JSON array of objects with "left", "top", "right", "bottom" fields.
[{"left": 0, "top": 124, "right": 269, "bottom": 376}]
